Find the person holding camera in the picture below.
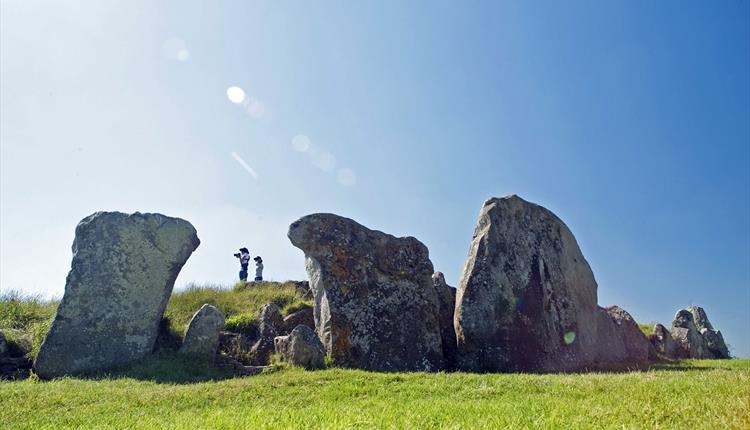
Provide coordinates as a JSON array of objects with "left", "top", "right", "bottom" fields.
[{"left": 233, "top": 247, "right": 251, "bottom": 281}]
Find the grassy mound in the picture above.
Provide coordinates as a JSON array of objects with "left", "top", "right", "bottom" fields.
[{"left": 0, "top": 281, "right": 312, "bottom": 359}]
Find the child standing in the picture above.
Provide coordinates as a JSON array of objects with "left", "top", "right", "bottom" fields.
[{"left": 253, "top": 256, "right": 264, "bottom": 282}]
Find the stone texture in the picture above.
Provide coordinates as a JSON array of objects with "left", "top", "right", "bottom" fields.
[
  {"left": 288, "top": 213, "right": 443, "bottom": 371},
  {"left": 432, "top": 272, "right": 458, "bottom": 370},
  {"left": 34, "top": 212, "right": 199, "bottom": 379},
  {"left": 651, "top": 323, "right": 682, "bottom": 359},
  {"left": 455, "top": 196, "right": 600, "bottom": 372},
  {"left": 455, "top": 195, "right": 650, "bottom": 372},
  {"left": 688, "top": 306, "right": 729, "bottom": 358},
  {"left": 179, "top": 304, "right": 225, "bottom": 361},
  {"left": 0, "top": 331, "right": 7, "bottom": 357},
  {"left": 274, "top": 325, "right": 326, "bottom": 369},
  {"left": 281, "top": 307, "right": 314, "bottom": 335},
  {"left": 670, "top": 309, "right": 713, "bottom": 359},
  {"left": 249, "top": 303, "right": 282, "bottom": 365},
  {"left": 594, "top": 306, "right": 651, "bottom": 365},
  {"left": 218, "top": 331, "right": 254, "bottom": 358}
]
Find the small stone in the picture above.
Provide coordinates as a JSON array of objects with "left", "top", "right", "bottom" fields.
[
  {"left": 249, "top": 303, "right": 282, "bottom": 365},
  {"left": 274, "top": 325, "right": 326, "bottom": 369},
  {"left": 281, "top": 307, "right": 314, "bottom": 335},
  {"left": 179, "top": 304, "right": 225, "bottom": 362}
]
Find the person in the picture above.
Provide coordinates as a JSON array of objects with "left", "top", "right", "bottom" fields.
[
  {"left": 234, "top": 247, "right": 250, "bottom": 281},
  {"left": 253, "top": 256, "right": 264, "bottom": 282}
]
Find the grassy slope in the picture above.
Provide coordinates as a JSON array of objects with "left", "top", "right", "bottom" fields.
[
  {"left": 0, "top": 282, "right": 309, "bottom": 357},
  {"left": 1, "top": 360, "right": 748, "bottom": 429}
]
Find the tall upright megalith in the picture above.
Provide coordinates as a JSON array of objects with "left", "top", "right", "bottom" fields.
[
  {"left": 455, "top": 195, "right": 649, "bottom": 372},
  {"left": 34, "top": 212, "right": 199, "bottom": 379},
  {"left": 288, "top": 213, "right": 443, "bottom": 371}
]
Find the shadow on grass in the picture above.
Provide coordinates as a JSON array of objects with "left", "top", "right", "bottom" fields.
[{"left": 82, "top": 351, "right": 235, "bottom": 384}]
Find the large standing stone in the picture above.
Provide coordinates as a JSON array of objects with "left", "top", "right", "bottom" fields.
[
  {"left": 274, "top": 325, "right": 326, "bottom": 369},
  {"left": 455, "top": 195, "right": 649, "bottom": 372},
  {"left": 288, "top": 213, "right": 443, "bottom": 371},
  {"left": 432, "top": 272, "right": 458, "bottom": 370},
  {"left": 179, "top": 304, "right": 225, "bottom": 362},
  {"left": 687, "top": 306, "right": 730, "bottom": 358},
  {"left": 34, "top": 212, "right": 199, "bottom": 379}
]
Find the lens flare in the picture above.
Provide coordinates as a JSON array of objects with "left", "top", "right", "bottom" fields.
[{"left": 226, "top": 86, "right": 246, "bottom": 104}]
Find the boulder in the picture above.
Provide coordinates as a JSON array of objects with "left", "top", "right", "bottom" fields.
[
  {"left": 0, "top": 331, "right": 7, "bottom": 357},
  {"left": 432, "top": 272, "right": 458, "bottom": 369},
  {"left": 671, "top": 309, "right": 714, "bottom": 359},
  {"left": 34, "top": 212, "right": 199, "bottom": 379},
  {"left": 593, "top": 306, "right": 651, "bottom": 366},
  {"left": 455, "top": 195, "right": 650, "bottom": 372},
  {"left": 288, "top": 213, "right": 443, "bottom": 371},
  {"left": 688, "top": 306, "right": 730, "bottom": 358},
  {"left": 651, "top": 323, "right": 682, "bottom": 359},
  {"left": 249, "top": 303, "right": 282, "bottom": 365},
  {"left": 179, "top": 304, "right": 225, "bottom": 361},
  {"left": 281, "top": 307, "right": 315, "bottom": 335},
  {"left": 274, "top": 325, "right": 326, "bottom": 369}
]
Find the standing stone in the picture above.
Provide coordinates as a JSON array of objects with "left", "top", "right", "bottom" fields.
[
  {"left": 34, "top": 212, "right": 199, "bottom": 379},
  {"left": 651, "top": 323, "right": 682, "bottom": 359},
  {"left": 274, "top": 325, "right": 326, "bottom": 369},
  {"left": 432, "top": 272, "right": 458, "bottom": 370},
  {"left": 688, "top": 306, "right": 730, "bottom": 358},
  {"left": 455, "top": 196, "right": 600, "bottom": 372},
  {"left": 594, "top": 306, "right": 651, "bottom": 365},
  {"left": 179, "top": 304, "right": 225, "bottom": 362},
  {"left": 288, "top": 214, "right": 443, "bottom": 371},
  {"left": 455, "top": 196, "right": 650, "bottom": 371},
  {"left": 670, "top": 309, "right": 712, "bottom": 359},
  {"left": 249, "top": 303, "right": 282, "bottom": 365}
]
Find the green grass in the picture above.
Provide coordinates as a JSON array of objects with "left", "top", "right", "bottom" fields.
[
  {"left": 0, "top": 291, "right": 58, "bottom": 358},
  {"left": 639, "top": 322, "right": 656, "bottom": 337},
  {"left": 0, "top": 359, "right": 747, "bottom": 429}
]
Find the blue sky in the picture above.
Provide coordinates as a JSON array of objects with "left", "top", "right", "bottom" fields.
[{"left": 1, "top": 1, "right": 748, "bottom": 356}]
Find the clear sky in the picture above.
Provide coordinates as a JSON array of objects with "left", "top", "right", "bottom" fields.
[{"left": 1, "top": 1, "right": 748, "bottom": 357}]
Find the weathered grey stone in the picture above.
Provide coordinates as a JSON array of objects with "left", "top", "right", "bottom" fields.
[
  {"left": 288, "top": 213, "right": 443, "bottom": 371},
  {"left": 432, "top": 272, "right": 458, "bottom": 370},
  {"left": 688, "top": 306, "right": 729, "bottom": 358},
  {"left": 687, "top": 306, "right": 713, "bottom": 331},
  {"left": 455, "top": 195, "right": 651, "bottom": 372},
  {"left": 593, "top": 306, "right": 651, "bottom": 365},
  {"left": 34, "top": 212, "right": 199, "bottom": 379},
  {"left": 651, "top": 323, "right": 682, "bottom": 359},
  {"left": 179, "top": 304, "right": 225, "bottom": 361},
  {"left": 249, "top": 303, "right": 282, "bottom": 365},
  {"left": 274, "top": 325, "right": 326, "bottom": 369},
  {"left": 281, "top": 307, "right": 314, "bottom": 335},
  {"left": 670, "top": 309, "right": 713, "bottom": 359},
  {"left": 455, "top": 196, "right": 601, "bottom": 372},
  {"left": 0, "top": 331, "right": 7, "bottom": 357}
]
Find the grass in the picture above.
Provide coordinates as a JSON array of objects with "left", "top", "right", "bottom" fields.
[
  {"left": 0, "top": 359, "right": 747, "bottom": 429},
  {"left": 0, "top": 281, "right": 311, "bottom": 358},
  {"left": 639, "top": 322, "right": 656, "bottom": 337}
]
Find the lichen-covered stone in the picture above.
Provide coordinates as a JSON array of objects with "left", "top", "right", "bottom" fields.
[
  {"left": 455, "top": 195, "right": 649, "bottom": 372},
  {"left": 432, "top": 272, "right": 457, "bottom": 370},
  {"left": 34, "top": 212, "right": 199, "bottom": 379},
  {"left": 288, "top": 213, "right": 443, "bottom": 371},
  {"left": 274, "top": 325, "right": 326, "bottom": 369},
  {"left": 249, "top": 303, "right": 282, "bottom": 365},
  {"left": 179, "top": 304, "right": 225, "bottom": 361}
]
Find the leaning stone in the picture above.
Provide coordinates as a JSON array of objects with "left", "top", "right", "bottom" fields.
[
  {"left": 179, "top": 304, "right": 225, "bottom": 362},
  {"left": 432, "top": 272, "right": 458, "bottom": 370},
  {"left": 288, "top": 213, "right": 443, "bottom": 371},
  {"left": 34, "top": 212, "right": 199, "bottom": 379},
  {"left": 274, "top": 325, "right": 326, "bottom": 369},
  {"left": 455, "top": 195, "right": 600, "bottom": 372}
]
